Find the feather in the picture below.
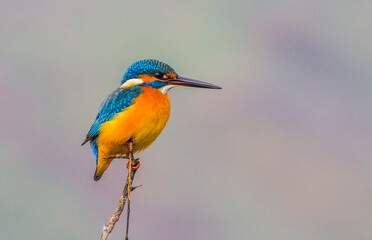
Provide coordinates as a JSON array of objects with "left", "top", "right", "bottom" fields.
[{"left": 82, "top": 86, "right": 143, "bottom": 144}]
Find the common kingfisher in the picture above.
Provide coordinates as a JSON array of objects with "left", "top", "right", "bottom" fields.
[{"left": 82, "top": 59, "right": 221, "bottom": 181}]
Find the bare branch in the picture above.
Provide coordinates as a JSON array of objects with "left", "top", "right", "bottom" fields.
[{"left": 100, "top": 140, "right": 140, "bottom": 240}]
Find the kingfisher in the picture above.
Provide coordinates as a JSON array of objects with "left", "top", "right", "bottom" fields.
[{"left": 82, "top": 59, "right": 221, "bottom": 181}]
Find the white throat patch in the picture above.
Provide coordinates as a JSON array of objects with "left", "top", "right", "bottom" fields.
[
  {"left": 120, "top": 78, "right": 143, "bottom": 88},
  {"left": 159, "top": 84, "right": 176, "bottom": 94}
]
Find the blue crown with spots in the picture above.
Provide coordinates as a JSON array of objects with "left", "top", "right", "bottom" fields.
[{"left": 121, "top": 59, "right": 177, "bottom": 84}]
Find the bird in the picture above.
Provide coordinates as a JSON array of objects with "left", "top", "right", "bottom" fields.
[{"left": 82, "top": 59, "right": 221, "bottom": 181}]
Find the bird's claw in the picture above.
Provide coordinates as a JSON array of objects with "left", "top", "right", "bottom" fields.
[{"left": 126, "top": 161, "right": 141, "bottom": 169}]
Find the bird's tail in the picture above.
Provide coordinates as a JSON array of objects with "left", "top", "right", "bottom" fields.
[{"left": 94, "top": 158, "right": 113, "bottom": 181}]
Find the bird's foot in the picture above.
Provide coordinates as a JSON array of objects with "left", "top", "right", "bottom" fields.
[{"left": 126, "top": 159, "right": 140, "bottom": 169}]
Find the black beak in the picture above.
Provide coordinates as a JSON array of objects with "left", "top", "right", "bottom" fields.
[{"left": 168, "top": 76, "right": 222, "bottom": 89}]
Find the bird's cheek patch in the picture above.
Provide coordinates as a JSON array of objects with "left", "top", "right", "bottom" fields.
[
  {"left": 139, "top": 74, "right": 159, "bottom": 83},
  {"left": 120, "top": 79, "right": 144, "bottom": 88},
  {"left": 166, "top": 73, "right": 177, "bottom": 79}
]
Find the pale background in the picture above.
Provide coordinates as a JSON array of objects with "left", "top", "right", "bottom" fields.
[{"left": 1, "top": 1, "right": 372, "bottom": 239}]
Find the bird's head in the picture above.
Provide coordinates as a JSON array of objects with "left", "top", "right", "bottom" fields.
[{"left": 120, "top": 59, "right": 221, "bottom": 93}]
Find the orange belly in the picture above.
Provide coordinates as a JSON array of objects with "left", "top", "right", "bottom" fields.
[{"left": 95, "top": 86, "right": 171, "bottom": 176}]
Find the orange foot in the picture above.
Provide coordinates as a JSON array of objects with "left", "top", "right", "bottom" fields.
[{"left": 126, "top": 161, "right": 141, "bottom": 169}]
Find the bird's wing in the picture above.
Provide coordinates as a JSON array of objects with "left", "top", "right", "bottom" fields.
[{"left": 81, "top": 86, "right": 143, "bottom": 145}]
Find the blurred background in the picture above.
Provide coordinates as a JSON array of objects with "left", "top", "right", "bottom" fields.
[{"left": 1, "top": 0, "right": 372, "bottom": 239}]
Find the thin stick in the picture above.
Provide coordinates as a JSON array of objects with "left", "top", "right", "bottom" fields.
[
  {"left": 127, "top": 141, "right": 133, "bottom": 200},
  {"left": 100, "top": 140, "right": 140, "bottom": 240},
  {"left": 125, "top": 140, "right": 133, "bottom": 240},
  {"left": 125, "top": 197, "right": 131, "bottom": 240},
  {"left": 103, "top": 155, "right": 129, "bottom": 160}
]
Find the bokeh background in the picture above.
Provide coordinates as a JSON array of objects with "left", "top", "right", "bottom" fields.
[{"left": 1, "top": 0, "right": 372, "bottom": 239}]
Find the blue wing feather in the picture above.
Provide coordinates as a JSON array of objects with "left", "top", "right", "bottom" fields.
[
  {"left": 85, "top": 86, "right": 143, "bottom": 141},
  {"left": 90, "top": 139, "right": 99, "bottom": 164}
]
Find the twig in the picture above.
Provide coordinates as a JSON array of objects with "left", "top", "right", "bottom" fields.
[
  {"left": 103, "top": 155, "right": 129, "bottom": 160},
  {"left": 100, "top": 140, "right": 140, "bottom": 240},
  {"left": 125, "top": 140, "right": 134, "bottom": 240},
  {"left": 125, "top": 193, "right": 131, "bottom": 240}
]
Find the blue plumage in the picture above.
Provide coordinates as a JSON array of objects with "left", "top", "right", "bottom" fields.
[
  {"left": 122, "top": 59, "right": 176, "bottom": 84},
  {"left": 90, "top": 139, "right": 99, "bottom": 164},
  {"left": 87, "top": 86, "right": 143, "bottom": 141}
]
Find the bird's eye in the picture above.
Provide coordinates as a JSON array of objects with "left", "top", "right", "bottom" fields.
[{"left": 153, "top": 71, "right": 164, "bottom": 79}]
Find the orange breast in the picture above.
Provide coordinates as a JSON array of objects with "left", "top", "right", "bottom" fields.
[{"left": 98, "top": 86, "right": 171, "bottom": 157}]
